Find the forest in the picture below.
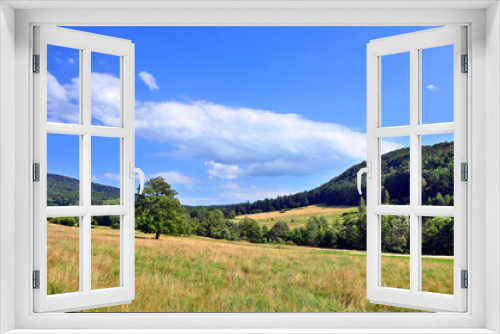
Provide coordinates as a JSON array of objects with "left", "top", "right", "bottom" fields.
[{"left": 47, "top": 141, "right": 455, "bottom": 255}]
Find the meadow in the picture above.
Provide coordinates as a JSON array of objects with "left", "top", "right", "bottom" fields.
[
  {"left": 233, "top": 204, "right": 358, "bottom": 230},
  {"left": 47, "top": 222, "right": 453, "bottom": 313}
]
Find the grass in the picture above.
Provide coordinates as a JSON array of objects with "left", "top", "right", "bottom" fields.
[
  {"left": 233, "top": 204, "right": 358, "bottom": 229},
  {"left": 46, "top": 222, "right": 454, "bottom": 312}
]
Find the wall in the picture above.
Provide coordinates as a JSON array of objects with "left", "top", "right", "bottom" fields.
[{"left": 0, "top": 2, "right": 16, "bottom": 333}]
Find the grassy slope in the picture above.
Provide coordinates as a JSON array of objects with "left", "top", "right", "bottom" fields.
[
  {"left": 233, "top": 204, "right": 357, "bottom": 229},
  {"left": 47, "top": 223, "right": 453, "bottom": 312}
]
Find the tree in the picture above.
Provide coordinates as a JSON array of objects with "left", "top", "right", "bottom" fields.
[
  {"left": 267, "top": 221, "right": 290, "bottom": 242},
  {"left": 135, "top": 176, "right": 185, "bottom": 239},
  {"left": 382, "top": 189, "right": 390, "bottom": 204}
]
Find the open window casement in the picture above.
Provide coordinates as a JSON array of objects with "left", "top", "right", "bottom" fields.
[
  {"left": 33, "top": 26, "right": 140, "bottom": 312},
  {"left": 363, "top": 26, "right": 467, "bottom": 312}
]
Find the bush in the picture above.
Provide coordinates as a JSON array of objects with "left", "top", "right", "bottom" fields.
[{"left": 49, "top": 217, "right": 78, "bottom": 227}]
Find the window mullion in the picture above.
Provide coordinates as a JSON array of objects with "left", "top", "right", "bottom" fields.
[
  {"left": 409, "top": 47, "right": 420, "bottom": 294},
  {"left": 81, "top": 47, "right": 92, "bottom": 294}
]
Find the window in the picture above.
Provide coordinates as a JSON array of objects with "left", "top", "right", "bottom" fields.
[
  {"left": 33, "top": 26, "right": 138, "bottom": 312},
  {"left": 364, "top": 26, "right": 467, "bottom": 312},
  {"left": 4, "top": 2, "right": 495, "bottom": 332}
]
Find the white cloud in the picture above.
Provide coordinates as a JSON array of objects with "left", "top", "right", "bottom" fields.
[
  {"left": 138, "top": 71, "right": 159, "bottom": 91},
  {"left": 47, "top": 71, "right": 403, "bottom": 178},
  {"left": 68, "top": 58, "right": 75, "bottom": 64},
  {"left": 104, "top": 173, "right": 121, "bottom": 181},
  {"left": 426, "top": 84, "right": 439, "bottom": 91},
  {"left": 150, "top": 171, "right": 199, "bottom": 188},
  {"left": 205, "top": 161, "right": 242, "bottom": 179},
  {"left": 47, "top": 72, "right": 120, "bottom": 126}
]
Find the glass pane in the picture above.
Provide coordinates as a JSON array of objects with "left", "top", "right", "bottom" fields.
[
  {"left": 381, "top": 52, "right": 410, "bottom": 127},
  {"left": 47, "top": 45, "right": 80, "bottom": 124},
  {"left": 421, "top": 45, "right": 454, "bottom": 124},
  {"left": 422, "top": 133, "right": 454, "bottom": 206},
  {"left": 91, "top": 52, "right": 121, "bottom": 127},
  {"left": 381, "top": 215, "right": 410, "bottom": 290},
  {"left": 381, "top": 136, "right": 410, "bottom": 205},
  {"left": 47, "top": 133, "right": 80, "bottom": 206},
  {"left": 91, "top": 216, "right": 121, "bottom": 290},
  {"left": 91, "top": 137, "right": 121, "bottom": 205},
  {"left": 47, "top": 216, "right": 80, "bottom": 294},
  {"left": 421, "top": 216, "right": 454, "bottom": 294}
]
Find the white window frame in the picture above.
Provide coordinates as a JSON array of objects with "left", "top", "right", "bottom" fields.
[
  {"left": 1, "top": 1, "right": 499, "bottom": 333},
  {"left": 33, "top": 26, "right": 136, "bottom": 313},
  {"left": 366, "top": 26, "right": 467, "bottom": 312}
]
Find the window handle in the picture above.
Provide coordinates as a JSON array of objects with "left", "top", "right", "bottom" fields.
[
  {"left": 129, "top": 162, "right": 145, "bottom": 195},
  {"left": 357, "top": 162, "right": 371, "bottom": 195}
]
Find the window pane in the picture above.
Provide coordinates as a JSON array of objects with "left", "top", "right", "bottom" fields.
[
  {"left": 381, "top": 52, "right": 410, "bottom": 127},
  {"left": 47, "top": 134, "right": 80, "bottom": 206},
  {"left": 381, "top": 137, "right": 410, "bottom": 205},
  {"left": 422, "top": 134, "right": 454, "bottom": 206},
  {"left": 421, "top": 45, "right": 454, "bottom": 124},
  {"left": 381, "top": 215, "right": 410, "bottom": 290},
  {"left": 47, "top": 216, "right": 80, "bottom": 295},
  {"left": 421, "top": 216, "right": 454, "bottom": 294},
  {"left": 47, "top": 45, "right": 80, "bottom": 124},
  {"left": 91, "top": 52, "right": 121, "bottom": 127},
  {"left": 91, "top": 216, "right": 121, "bottom": 290},
  {"left": 91, "top": 137, "right": 121, "bottom": 205}
]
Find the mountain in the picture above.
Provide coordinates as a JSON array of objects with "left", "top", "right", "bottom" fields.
[
  {"left": 223, "top": 141, "right": 454, "bottom": 216},
  {"left": 47, "top": 174, "right": 120, "bottom": 206},
  {"left": 47, "top": 141, "right": 454, "bottom": 213}
]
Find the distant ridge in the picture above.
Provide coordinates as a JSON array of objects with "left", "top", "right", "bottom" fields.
[{"left": 47, "top": 173, "right": 120, "bottom": 206}]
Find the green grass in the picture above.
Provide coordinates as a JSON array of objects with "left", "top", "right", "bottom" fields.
[{"left": 46, "top": 222, "right": 453, "bottom": 312}]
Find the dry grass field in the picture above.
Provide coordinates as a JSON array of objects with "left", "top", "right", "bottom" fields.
[
  {"left": 233, "top": 204, "right": 358, "bottom": 229},
  {"left": 46, "top": 222, "right": 453, "bottom": 312}
]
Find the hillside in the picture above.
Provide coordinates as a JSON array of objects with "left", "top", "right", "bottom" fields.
[
  {"left": 224, "top": 141, "right": 453, "bottom": 216},
  {"left": 47, "top": 174, "right": 120, "bottom": 206},
  {"left": 47, "top": 141, "right": 453, "bottom": 212}
]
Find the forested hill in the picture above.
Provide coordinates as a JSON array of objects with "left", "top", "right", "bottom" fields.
[
  {"left": 223, "top": 141, "right": 454, "bottom": 216},
  {"left": 47, "top": 141, "right": 453, "bottom": 213},
  {"left": 48, "top": 174, "right": 120, "bottom": 206}
]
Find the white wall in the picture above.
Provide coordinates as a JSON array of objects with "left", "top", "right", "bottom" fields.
[
  {"left": 0, "top": 2, "right": 16, "bottom": 333},
  {"left": 486, "top": 2, "right": 500, "bottom": 333}
]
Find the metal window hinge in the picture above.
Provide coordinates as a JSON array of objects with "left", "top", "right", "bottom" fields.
[
  {"left": 461, "top": 270, "right": 468, "bottom": 289},
  {"left": 461, "top": 54, "right": 468, "bottom": 73},
  {"left": 33, "top": 163, "right": 40, "bottom": 182},
  {"left": 33, "top": 270, "right": 40, "bottom": 289},
  {"left": 33, "top": 54, "right": 40, "bottom": 73},
  {"left": 461, "top": 162, "right": 468, "bottom": 181}
]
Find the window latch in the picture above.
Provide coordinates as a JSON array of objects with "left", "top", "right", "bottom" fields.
[{"left": 357, "top": 161, "right": 371, "bottom": 195}]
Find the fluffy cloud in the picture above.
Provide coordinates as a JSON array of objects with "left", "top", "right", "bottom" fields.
[
  {"left": 47, "top": 71, "right": 402, "bottom": 179},
  {"left": 150, "top": 171, "right": 199, "bottom": 188},
  {"left": 138, "top": 71, "right": 159, "bottom": 91},
  {"left": 426, "top": 84, "right": 439, "bottom": 91},
  {"left": 205, "top": 161, "right": 242, "bottom": 179}
]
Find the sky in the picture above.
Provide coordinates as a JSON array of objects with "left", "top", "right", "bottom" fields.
[{"left": 46, "top": 26, "right": 454, "bottom": 205}]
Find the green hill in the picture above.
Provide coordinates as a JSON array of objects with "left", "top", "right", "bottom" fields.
[
  {"left": 48, "top": 141, "right": 453, "bottom": 213},
  {"left": 47, "top": 174, "right": 120, "bottom": 206},
  {"left": 224, "top": 141, "right": 453, "bottom": 216}
]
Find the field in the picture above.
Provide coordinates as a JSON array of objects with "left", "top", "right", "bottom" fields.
[
  {"left": 47, "top": 222, "right": 454, "bottom": 312},
  {"left": 233, "top": 204, "right": 358, "bottom": 229}
]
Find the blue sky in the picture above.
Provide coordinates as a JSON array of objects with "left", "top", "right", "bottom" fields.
[{"left": 46, "top": 26, "right": 454, "bottom": 205}]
